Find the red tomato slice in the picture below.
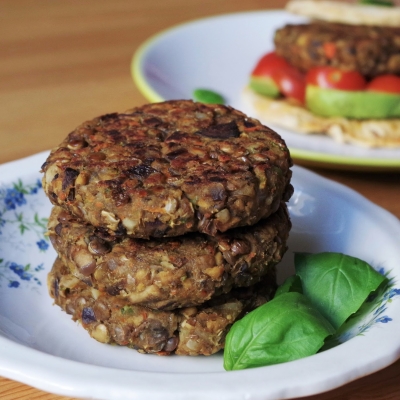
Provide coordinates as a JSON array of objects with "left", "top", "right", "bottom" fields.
[
  {"left": 367, "top": 75, "right": 400, "bottom": 94},
  {"left": 273, "top": 68, "right": 306, "bottom": 104},
  {"left": 251, "top": 52, "right": 291, "bottom": 77},
  {"left": 306, "top": 67, "right": 367, "bottom": 91}
]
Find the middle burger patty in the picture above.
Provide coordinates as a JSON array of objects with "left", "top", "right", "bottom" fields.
[
  {"left": 48, "top": 203, "right": 291, "bottom": 310},
  {"left": 274, "top": 21, "right": 400, "bottom": 78}
]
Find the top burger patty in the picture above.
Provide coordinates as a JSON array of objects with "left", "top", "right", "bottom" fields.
[
  {"left": 274, "top": 22, "right": 400, "bottom": 78},
  {"left": 41, "top": 100, "right": 293, "bottom": 239}
]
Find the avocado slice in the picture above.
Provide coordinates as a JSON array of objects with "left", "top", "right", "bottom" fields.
[
  {"left": 306, "top": 85, "right": 400, "bottom": 119},
  {"left": 249, "top": 76, "right": 280, "bottom": 98},
  {"left": 359, "top": 0, "right": 394, "bottom": 6}
]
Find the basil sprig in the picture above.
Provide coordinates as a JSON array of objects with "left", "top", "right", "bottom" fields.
[{"left": 224, "top": 252, "right": 387, "bottom": 371}]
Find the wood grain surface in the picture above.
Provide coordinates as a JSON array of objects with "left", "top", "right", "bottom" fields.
[{"left": 1, "top": 0, "right": 399, "bottom": 399}]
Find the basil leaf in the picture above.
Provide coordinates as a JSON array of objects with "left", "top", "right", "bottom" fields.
[
  {"left": 223, "top": 292, "right": 335, "bottom": 371},
  {"left": 322, "top": 278, "right": 390, "bottom": 350},
  {"left": 193, "top": 88, "right": 225, "bottom": 104},
  {"left": 295, "top": 252, "right": 386, "bottom": 329},
  {"left": 274, "top": 275, "right": 303, "bottom": 298}
]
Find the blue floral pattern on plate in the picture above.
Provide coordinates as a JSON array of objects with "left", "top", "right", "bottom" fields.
[{"left": 0, "top": 178, "right": 49, "bottom": 288}]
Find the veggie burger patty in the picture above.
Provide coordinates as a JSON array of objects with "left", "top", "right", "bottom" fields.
[
  {"left": 48, "top": 204, "right": 290, "bottom": 310},
  {"left": 41, "top": 100, "right": 293, "bottom": 239},
  {"left": 274, "top": 22, "right": 400, "bottom": 79},
  {"left": 48, "top": 257, "right": 277, "bottom": 356}
]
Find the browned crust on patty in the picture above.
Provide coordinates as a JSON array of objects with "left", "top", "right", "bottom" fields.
[
  {"left": 274, "top": 22, "right": 400, "bottom": 78},
  {"left": 41, "top": 100, "right": 293, "bottom": 239},
  {"left": 48, "top": 257, "right": 277, "bottom": 356},
  {"left": 48, "top": 203, "right": 291, "bottom": 310}
]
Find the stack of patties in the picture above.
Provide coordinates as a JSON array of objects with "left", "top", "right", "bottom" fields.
[{"left": 41, "top": 100, "right": 293, "bottom": 356}]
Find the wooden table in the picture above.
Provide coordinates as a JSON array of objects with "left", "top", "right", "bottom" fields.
[{"left": 1, "top": 1, "right": 399, "bottom": 399}]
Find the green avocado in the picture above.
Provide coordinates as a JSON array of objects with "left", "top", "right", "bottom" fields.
[
  {"left": 359, "top": 0, "right": 394, "bottom": 6},
  {"left": 306, "top": 85, "right": 400, "bottom": 119},
  {"left": 249, "top": 76, "right": 280, "bottom": 98}
]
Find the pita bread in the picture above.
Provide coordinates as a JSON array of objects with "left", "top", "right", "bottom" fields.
[
  {"left": 286, "top": 0, "right": 400, "bottom": 27},
  {"left": 242, "top": 86, "right": 400, "bottom": 148}
]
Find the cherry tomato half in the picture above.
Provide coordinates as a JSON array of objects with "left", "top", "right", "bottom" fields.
[
  {"left": 367, "top": 75, "right": 400, "bottom": 94},
  {"left": 306, "top": 67, "right": 367, "bottom": 91},
  {"left": 251, "top": 52, "right": 291, "bottom": 78},
  {"left": 273, "top": 68, "right": 306, "bottom": 104},
  {"left": 252, "top": 52, "right": 306, "bottom": 104}
]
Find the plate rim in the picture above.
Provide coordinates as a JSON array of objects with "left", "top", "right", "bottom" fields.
[{"left": 131, "top": 9, "right": 400, "bottom": 171}]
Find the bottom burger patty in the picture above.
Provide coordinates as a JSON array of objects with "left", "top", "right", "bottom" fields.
[{"left": 48, "top": 257, "right": 277, "bottom": 356}]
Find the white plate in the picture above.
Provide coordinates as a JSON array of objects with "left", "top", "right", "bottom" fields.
[
  {"left": 1, "top": 151, "right": 400, "bottom": 400},
  {"left": 132, "top": 10, "right": 400, "bottom": 171}
]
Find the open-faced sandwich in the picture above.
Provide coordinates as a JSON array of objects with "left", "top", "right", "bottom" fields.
[{"left": 242, "top": 0, "right": 400, "bottom": 147}]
